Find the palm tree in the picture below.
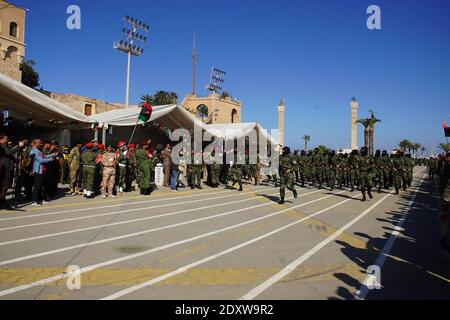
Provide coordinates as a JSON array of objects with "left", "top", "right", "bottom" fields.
[
  {"left": 141, "top": 94, "right": 153, "bottom": 105},
  {"left": 420, "top": 146, "right": 426, "bottom": 157},
  {"left": 438, "top": 142, "right": 450, "bottom": 153},
  {"left": 368, "top": 111, "right": 381, "bottom": 156},
  {"left": 196, "top": 104, "right": 209, "bottom": 123},
  {"left": 302, "top": 135, "right": 311, "bottom": 151},
  {"left": 399, "top": 139, "right": 412, "bottom": 152},
  {"left": 412, "top": 143, "right": 421, "bottom": 158},
  {"left": 357, "top": 118, "right": 371, "bottom": 150},
  {"left": 151, "top": 91, "right": 178, "bottom": 105}
]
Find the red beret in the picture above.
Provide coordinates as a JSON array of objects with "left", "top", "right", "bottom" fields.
[
  {"left": 97, "top": 144, "right": 105, "bottom": 150},
  {"left": 129, "top": 144, "right": 135, "bottom": 149},
  {"left": 85, "top": 143, "right": 94, "bottom": 149},
  {"left": 117, "top": 140, "right": 126, "bottom": 147}
]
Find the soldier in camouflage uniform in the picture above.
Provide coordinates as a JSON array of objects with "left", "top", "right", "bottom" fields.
[
  {"left": 101, "top": 145, "right": 117, "bottom": 198},
  {"left": 125, "top": 144, "right": 137, "bottom": 192},
  {"left": 68, "top": 143, "right": 82, "bottom": 195},
  {"left": 374, "top": 150, "right": 385, "bottom": 193},
  {"left": 297, "top": 150, "right": 308, "bottom": 187},
  {"left": 312, "top": 148, "right": 325, "bottom": 189},
  {"left": 326, "top": 150, "right": 338, "bottom": 191},
  {"left": 189, "top": 151, "right": 203, "bottom": 189},
  {"left": 348, "top": 150, "right": 360, "bottom": 192},
  {"left": 115, "top": 141, "right": 127, "bottom": 196},
  {"left": 278, "top": 147, "right": 298, "bottom": 204},
  {"left": 228, "top": 151, "right": 244, "bottom": 192},
  {"left": 428, "top": 157, "right": 438, "bottom": 178},
  {"left": 358, "top": 147, "right": 374, "bottom": 201},
  {"left": 336, "top": 153, "right": 348, "bottom": 190},
  {"left": 405, "top": 154, "right": 414, "bottom": 188},
  {"left": 393, "top": 150, "right": 408, "bottom": 195},
  {"left": 81, "top": 143, "right": 96, "bottom": 199},
  {"left": 381, "top": 150, "right": 392, "bottom": 189}
]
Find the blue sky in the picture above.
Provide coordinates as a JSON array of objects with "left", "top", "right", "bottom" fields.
[{"left": 13, "top": 0, "right": 450, "bottom": 153}]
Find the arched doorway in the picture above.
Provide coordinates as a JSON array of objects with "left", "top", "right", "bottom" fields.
[
  {"left": 196, "top": 104, "right": 209, "bottom": 122},
  {"left": 231, "top": 109, "right": 238, "bottom": 123}
]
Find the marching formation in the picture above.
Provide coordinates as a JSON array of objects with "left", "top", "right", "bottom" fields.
[{"left": 0, "top": 132, "right": 443, "bottom": 210}]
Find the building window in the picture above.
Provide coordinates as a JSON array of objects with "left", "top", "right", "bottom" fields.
[
  {"left": 9, "top": 22, "right": 18, "bottom": 38},
  {"left": 231, "top": 109, "right": 238, "bottom": 123},
  {"left": 84, "top": 104, "right": 93, "bottom": 116},
  {"left": 5, "top": 46, "right": 18, "bottom": 59},
  {"left": 196, "top": 104, "right": 209, "bottom": 122}
]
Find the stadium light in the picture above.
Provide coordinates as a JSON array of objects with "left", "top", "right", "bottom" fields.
[
  {"left": 206, "top": 67, "right": 226, "bottom": 124},
  {"left": 113, "top": 15, "right": 150, "bottom": 108}
]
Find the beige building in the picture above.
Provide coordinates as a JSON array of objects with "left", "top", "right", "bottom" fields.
[
  {"left": 182, "top": 93, "right": 242, "bottom": 124},
  {"left": 44, "top": 92, "right": 125, "bottom": 116},
  {"left": 277, "top": 98, "right": 285, "bottom": 146},
  {"left": 350, "top": 97, "right": 358, "bottom": 150},
  {"left": 0, "top": 0, "right": 26, "bottom": 82}
]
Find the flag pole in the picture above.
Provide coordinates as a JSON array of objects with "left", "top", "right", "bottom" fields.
[{"left": 127, "top": 119, "right": 140, "bottom": 149}]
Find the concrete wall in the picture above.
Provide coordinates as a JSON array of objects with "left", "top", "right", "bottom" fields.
[
  {"left": 48, "top": 92, "right": 125, "bottom": 116},
  {"left": 182, "top": 94, "right": 242, "bottom": 124}
]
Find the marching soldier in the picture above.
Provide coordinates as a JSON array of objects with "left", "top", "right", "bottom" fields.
[
  {"left": 381, "top": 150, "right": 392, "bottom": 190},
  {"left": 101, "top": 145, "right": 117, "bottom": 198},
  {"left": 68, "top": 143, "right": 82, "bottom": 195},
  {"left": 81, "top": 143, "right": 96, "bottom": 199},
  {"left": 136, "top": 143, "right": 152, "bottom": 195},
  {"left": 393, "top": 150, "right": 407, "bottom": 195},
  {"left": 327, "top": 150, "right": 338, "bottom": 191},
  {"left": 348, "top": 150, "right": 360, "bottom": 192},
  {"left": 358, "top": 147, "right": 374, "bottom": 201},
  {"left": 279, "top": 146, "right": 298, "bottom": 204},
  {"left": 374, "top": 150, "right": 384, "bottom": 193}
]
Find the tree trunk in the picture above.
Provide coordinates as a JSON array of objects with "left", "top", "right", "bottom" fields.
[
  {"left": 369, "top": 128, "right": 374, "bottom": 156},
  {"left": 304, "top": 141, "right": 308, "bottom": 152},
  {"left": 364, "top": 129, "right": 369, "bottom": 150}
]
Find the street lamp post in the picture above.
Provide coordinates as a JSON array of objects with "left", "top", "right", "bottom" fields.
[
  {"left": 206, "top": 67, "right": 226, "bottom": 125},
  {"left": 114, "top": 15, "right": 150, "bottom": 108}
]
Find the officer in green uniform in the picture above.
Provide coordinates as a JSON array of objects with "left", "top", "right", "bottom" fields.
[
  {"left": 228, "top": 151, "right": 244, "bottom": 191},
  {"left": 190, "top": 151, "right": 203, "bottom": 189},
  {"left": 136, "top": 144, "right": 152, "bottom": 195},
  {"left": 358, "top": 146, "right": 374, "bottom": 201},
  {"left": 125, "top": 144, "right": 137, "bottom": 192},
  {"left": 81, "top": 143, "right": 96, "bottom": 199},
  {"left": 279, "top": 146, "right": 298, "bottom": 204}
]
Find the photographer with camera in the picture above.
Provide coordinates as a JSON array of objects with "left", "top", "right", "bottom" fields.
[{"left": 0, "top": 133, "right": 27, "bottom": 209}]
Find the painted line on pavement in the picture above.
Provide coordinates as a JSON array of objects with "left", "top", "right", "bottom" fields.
[
  {"left": 0, "top": 187, "right": 276, "bottom": 232},
  {"left": 0, "top": 185, "right": 270, "bottom": 222},
  {"left": 101, "top": 194, "right": 357, "bottom": 300},
  {"left": 354, "top": 174, "right": 426, "bottom": 300},
  {"left": 0, "top": 187, "right": 278, "bottom": 246},
  {"left": 0, "top": 190, "right": 345, "bottom": 297}
]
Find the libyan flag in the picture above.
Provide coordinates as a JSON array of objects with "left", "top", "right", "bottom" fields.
[
  {"left": 138, "top": 102, "right": 153, "bottom": 123},
  {"left": 443, "top": 121, "right": 450, "bottom": 137}
]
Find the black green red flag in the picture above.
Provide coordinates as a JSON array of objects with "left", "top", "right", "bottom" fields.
[
  {"left": 443, "top": 121, "right": 450, "bottom": 137},
  {"left": 138, "top": 102, "right": 153, "bottom": 123}
]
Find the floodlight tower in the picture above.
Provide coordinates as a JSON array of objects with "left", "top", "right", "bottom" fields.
[
  {"left": 206, "top": 67, "right": 226, "bottom": 124},
  {"left": 114, "top": 15, "right": 150, "bottom": 108}
]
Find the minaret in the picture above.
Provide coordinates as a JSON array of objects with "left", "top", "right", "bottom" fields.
[
  {"left": 278, "top": 98, "right": 286, "bottom": 146},
  {"left": 350, "top": 97, "right": 358, "bottom": 150},
  {"left": 191, "top": 33, "right": 197, "bottom": 96}
]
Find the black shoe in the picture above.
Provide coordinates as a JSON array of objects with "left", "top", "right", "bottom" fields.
[
  {"left": 361, "top": 196, "right": 367, "bottom": 202},
  {"left": 368, "top": 192, "right": 373, "bottom": 199},
  {"left": 279, "top": 198, "right": 285, "bottom": 205},
  {"left": 293, "top": 189, "right": 298, "bottom": 199},
  {"left": 395, "top": 189, "right": 399, "bottom": 195},
  {"left": 238, "top": 187, "right": 243, "bottom": 192},
  {"left": 198, "top": 185, "right": 203, "bottom": 190}
]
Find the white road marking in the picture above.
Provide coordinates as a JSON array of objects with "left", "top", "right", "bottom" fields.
[
  {"left": 0, "top": 187, "right": 277, "bottom": 246},
  {"left": 0, "top": 189, "right": 327, "bottom": 266},
  {"left": 354, "top": 174, "right": 426, "bottom": 300},
  {"left": 0, "top": 186, "right": 268, "bottom": 222},
  {"left": 240, "top": 191, "right": 396, "bottom": 300},
  {"left": 102, "top": 195, "right": 358, "bottom": 300},
  {"left": 0, "top": 190, "right": 345, "bottom": 297},
  {"left": 0, "top": 187, "right": 276, "bottom": 232}
]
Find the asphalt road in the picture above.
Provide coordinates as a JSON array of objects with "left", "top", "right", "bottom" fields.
[{"left": 0, "top": 166, "right": 448, "bottom": 300}]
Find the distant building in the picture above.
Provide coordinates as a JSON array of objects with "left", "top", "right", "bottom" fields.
[
  {"left": 182, "top": 93, "right": 242, "bottom": 124},
  {"left": 42, "top": 91, "right": 125, "bottom": 116},
  {"left": 0, "top": 0, "right": 27, "bottom": 82}
]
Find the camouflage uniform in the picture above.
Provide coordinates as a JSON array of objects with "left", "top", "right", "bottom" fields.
[
  {"left": 279, "top": 148, "right": 298, "bottom": 204},
  {"left": 68, "top": 147, "right": 81, "bottom": 194},
  {"left": 348, "top": 151, "right": 360, "bottom": 192},
  {"left": 101, "top": 151, "right": 117, "bottom": 197},
  {"left": 136, "top": 148, "right": 151, "bottom": 194},
  {"left": 326, "top": 151, "right": 338, "bottom": 191},
  {"left": 393, "top": 153, "right": 408, "bottom": 194},
  {"left": 358, "top": 149, "right": 375, "bottom": 201}
]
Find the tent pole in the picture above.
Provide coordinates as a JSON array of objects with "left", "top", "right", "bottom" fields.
[{"left": 102, "top": 126, "right": 107, "bottom": 145}]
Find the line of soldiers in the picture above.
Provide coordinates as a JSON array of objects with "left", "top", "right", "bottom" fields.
[{"left": 291, "top": 147, "right": 422, "bottom": 201}]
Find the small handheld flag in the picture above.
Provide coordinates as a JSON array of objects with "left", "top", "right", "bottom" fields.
[{"left": 138, "top": 102, "right": 153, "bottom": 123}]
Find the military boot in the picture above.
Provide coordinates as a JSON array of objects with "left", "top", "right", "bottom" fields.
[
  {"left": 279, "top": 197, "right": 285, "bottom": 205},
  {"left": 368, "top": 189, "right": 373, "bottom": 199},
  {"left": 293, "top": 189, "right": 298, "bottom": 199},
  {"left": 238, "top": 184, "right": 243, "bottom": 192},
  {"left": 378, "top": 186, "right": 382, "bottom": 193},
  {"left": 361, "top": 192, "right": 367, "bottom": 202},
  {"left": 395, "top": 188, "right": 399, "bottom": 195}
]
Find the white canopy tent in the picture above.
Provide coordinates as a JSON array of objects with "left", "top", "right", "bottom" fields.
[{"left": 0, "top": 73, "right": 91, "bottom": 128}]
